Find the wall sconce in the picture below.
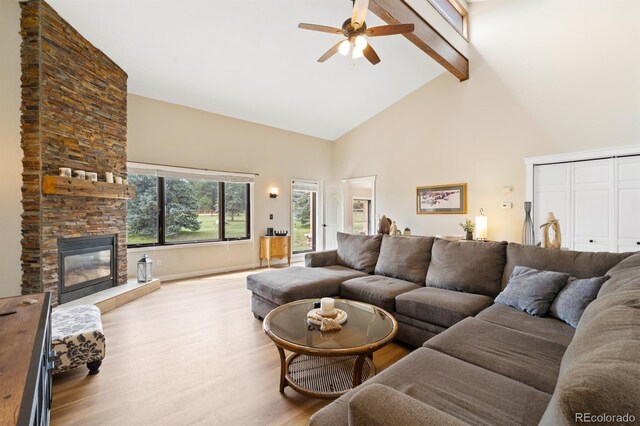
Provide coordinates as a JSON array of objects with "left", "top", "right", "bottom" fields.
[
  {"left": 269, "top": 187, "right": 279, "bottom": 198},
  {"left": 475, "top": 208, "right": 488, "bottom": 241}
]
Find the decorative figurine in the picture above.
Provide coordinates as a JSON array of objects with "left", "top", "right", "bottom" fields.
[{"left": 540, "top": 212, "right": 562, "bottom": 249}]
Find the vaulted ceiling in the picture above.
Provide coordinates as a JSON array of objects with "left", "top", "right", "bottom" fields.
[{"left": 48, "top": 0, "right": 445, "bottom": 140}]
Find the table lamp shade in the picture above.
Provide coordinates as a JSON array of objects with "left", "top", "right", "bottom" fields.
[{"left": 475, "top": 215, "right": 488, "bottom": 240}]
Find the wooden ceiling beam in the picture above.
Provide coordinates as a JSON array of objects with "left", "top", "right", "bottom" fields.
[{"left": 369, "top": 0, "right": 469, "bottom": 81}]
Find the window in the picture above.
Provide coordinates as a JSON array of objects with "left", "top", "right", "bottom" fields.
[
  {"left": 352, "top": 199, "right": 371, "bottom": 235},
  {"left": 427, "top": 0, "right": 468, "bottom": 37},
  {"left": 291, "top": 180, "right": 319, "bottom": 254},
  {"left": 127, "top": 165, "right": 252, "bottom": 247}
]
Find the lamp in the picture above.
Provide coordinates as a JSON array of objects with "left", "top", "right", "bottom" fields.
[
  {"left": 269, "top": 187, "right": 279, "bottom": 198},
  {"left": 338, "top": 40, "right": 351, "bottom": 56},
  {"left": 475, "top": 208, "right": 488, "bottom": 241},
  {"left": 137, "top": 254, "right": 153, "bottom": 283}
]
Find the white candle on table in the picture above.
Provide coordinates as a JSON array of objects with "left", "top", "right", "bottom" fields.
[{"left": 321, "top": 297, "right": 335, "bottom": 314}]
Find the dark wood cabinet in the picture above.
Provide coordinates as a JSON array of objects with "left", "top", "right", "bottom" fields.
[{"left": 0, "top": 293, "right": 52, "bottom": 426}]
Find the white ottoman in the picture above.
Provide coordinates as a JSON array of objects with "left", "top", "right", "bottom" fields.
[{"left": 51, "top": 305, "right": 106, "bottom": 375}]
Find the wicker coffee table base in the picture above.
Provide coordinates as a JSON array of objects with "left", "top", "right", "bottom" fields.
[{"left": 277, "top": 348, "right": 376, "bottom": 399}]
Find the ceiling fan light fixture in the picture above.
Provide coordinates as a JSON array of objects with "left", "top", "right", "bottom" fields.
[
  {"left": 338, "top": 40, "right": 351, "bottom": 56},
  {"left": 352, "top": 46, "right": 364, "bottom": 59},
  {"left": 354, "top": 35, "right": 367, "bottom": 50}
]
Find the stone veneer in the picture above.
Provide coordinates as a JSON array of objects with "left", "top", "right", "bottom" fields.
[{"left": 20, "top": 0, "right": 128, "bottom": 304}]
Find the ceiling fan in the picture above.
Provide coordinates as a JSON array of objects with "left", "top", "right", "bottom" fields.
[{"left": 298, "top": 0, "right": 414, "bottom": 65}]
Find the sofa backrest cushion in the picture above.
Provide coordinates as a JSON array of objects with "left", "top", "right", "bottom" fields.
[
  {"left": 502, "top": 243, "right": 631, "bottom": 289},
  {"left": 336, "top": 232, "right": 383, "bottom": 274},
  {"left": 540, "top": 305, "right": 640, "bottom": 425},
  {"left": 600, "top": 252, "right": 640, "bottom": 297},
  {"left": 374, "top": 235, "right": 434, "bottom": 284},
  {"left": 425, "top": 239, "right": 507, "bottom": 297}
]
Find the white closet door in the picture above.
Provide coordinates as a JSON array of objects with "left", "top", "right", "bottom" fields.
[
  {"left": 572, "top": 159, "right": 614, "bottom": 252},
  {"left": 533, "top": 163, "right": 571, "bottom": 248},
  {"left": 617, "top": 156, "right": 640, "bottom": 252}
]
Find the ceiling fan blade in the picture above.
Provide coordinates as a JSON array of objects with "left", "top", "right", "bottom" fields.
[
  {"left": 351, "top": 0, "right": 369, "bottom": 30},
  {"left": 317, "top": 41, "right": 344, "bottom": 63},
  {"left": 365, "top": 24, "right": 415, "bottom": 37},
  {"left": 363, "top": 43, "right": 381, "bottom": 65},
  {"left": 298, "top": 23, "right": 343, "bottom": 34}
]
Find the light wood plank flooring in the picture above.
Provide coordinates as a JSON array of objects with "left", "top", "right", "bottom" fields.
[{"left": 51, "top": 268, "right": 411, "bottom": 426}]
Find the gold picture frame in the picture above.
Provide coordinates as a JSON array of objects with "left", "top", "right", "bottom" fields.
[{"left": 416, "top": 183, "right": 467, "bottom": 214}]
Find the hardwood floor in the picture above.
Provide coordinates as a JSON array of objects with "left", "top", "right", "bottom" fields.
[{"left": 51, "top": 268, "right": 412, "bottom": 426}]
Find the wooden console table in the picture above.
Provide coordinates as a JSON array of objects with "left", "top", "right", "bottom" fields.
[
  {"left": 0, "top": 293, "right": 53, "bottom": 426},
  {"left": 260, "top": 236, "right": 291, "bottom": 268}
]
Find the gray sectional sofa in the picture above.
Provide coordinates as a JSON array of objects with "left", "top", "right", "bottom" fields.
[{"left": 246, "top": 232, "right": 640, "bottom": 425}]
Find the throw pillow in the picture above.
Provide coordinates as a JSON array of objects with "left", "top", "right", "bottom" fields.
[
  {"left": 549, "top": 275, "right": 609, "bottom": 328},
  {"left": 495, "top": 266, "right": 570, "bottom": 316}
]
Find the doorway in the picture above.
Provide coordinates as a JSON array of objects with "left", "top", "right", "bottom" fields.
[{"left": 291, "top": 180, "right": 318, "bottom": 254}]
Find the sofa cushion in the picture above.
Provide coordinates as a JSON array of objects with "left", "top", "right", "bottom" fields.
[
  {"left": 246, "top": 266, "right": 367, "bottom": 305},
  {"left": 374, "top": 235, "right": 434, "bottom": 284},
  {"left": 502, "top": 243, "right": 631, "bottom": 288},
  {"left": 599, "top": 251, "right": 640, "bottom": 297},
  {"left": 340, "top": 275, "right": 421, "bottom": 312},
  {"left": 426, "top": 239, "right": 507, "bottom": 297},
  {"left": 540, "top": 305, "right": 640, "bottom": 425},
  {"left": 476, "top": 304, "right": 575, "bottom": 347},
  {"left": 549, "top": 275, "right": 609, "bottom": 327},
  {"left": 425, "top": 318, "right": 567, "bottom": 393},
  {"left": 396, "top": 287, "right": 494, "bottom": 328},
  {"left": 495, "top": 266, "right": 569, "bottom": 316},
  {"left": 309, "top": 347, "right": 552, "bottom": 426},
  {"left": 336, "top": 232, "right": 382, "bottom": 274}
]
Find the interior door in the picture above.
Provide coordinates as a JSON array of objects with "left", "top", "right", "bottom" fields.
[
  {"left": 323, "top": 182, "right": 344, "bottom": 250},
  {"left": 617, "top": 156, "right": 640, "bottom": 252},
  {"left": 533, "top": 163, "right": 571, "bottom": 248},
  {"left": 572, "top": 159, "right": 613, "bottom": 252}
]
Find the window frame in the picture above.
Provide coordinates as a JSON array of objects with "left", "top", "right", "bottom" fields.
[
  {"left": 127, "top": 175, "right": 251, "bottom": 248},
  {"left": 427, "top": 0, "right": 468, "bottom": 40}
]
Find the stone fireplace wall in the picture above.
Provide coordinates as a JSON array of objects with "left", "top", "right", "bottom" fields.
[{"left": 20, "top": 0, "right": 128, "bottom": 304}]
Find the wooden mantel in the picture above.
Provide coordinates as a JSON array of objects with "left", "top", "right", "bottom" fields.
[
  {"left": 369, "top": 0, "right": 469, "bottom": 81},
  {"left": 43, "top": 176, "right": 135, "bottom": 200}
]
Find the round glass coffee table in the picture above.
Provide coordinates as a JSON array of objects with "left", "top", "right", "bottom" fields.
[{"left": 263, "top": 299, "right": 398, "bottom": 399}]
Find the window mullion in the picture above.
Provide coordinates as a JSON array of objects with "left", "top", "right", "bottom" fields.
[
  {"left": 158, "top": 177, "right": 165, "bottom": 245},
  {"left": 220, "top": 182, "right": 226, "bottom": 241}
]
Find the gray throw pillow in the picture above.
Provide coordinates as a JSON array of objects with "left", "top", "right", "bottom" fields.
[
  {"left": 336, "top": 232, "right": 382, "bottom": 274},
  {"left": 549, "top": 275, "right": 609, "bottom": 328},
  {"left": 495, "top": 266, "right": 569, "bottom": 316}
]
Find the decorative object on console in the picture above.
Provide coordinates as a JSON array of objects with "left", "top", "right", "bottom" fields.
[
  {"left": 416, "top": 183, "right": 467, "bottom": 214},
  {"left": 403, "top": 227, "right": 411, "bottom": 236},
  {"left": 274, "top": 230, "right": 288, "bottom": 236},
  {"left": 137, "top": 254, "right": 154, "bottom": 283},
  {"left": 266, "top": 227, "right": 274, "bottom": 236},
  {"left": 72, "top": 170, "right": 86, "bottom": 179},
  {"left": 59, "top": 167, "right": 71, "bottom": 177},
  {"left": 475, "top": 208, "right": 488, "bottom": 241},
  {"left": 459, "top": 218, "right": 475, "bottom": 240},
  {"left": 522, "top": 201, "right": 535, "bottom": 245},
  {"left": 540, "top": 212, "right": 562, "bottom": 249},
  {"left": 389, "top": 221, "right": 398, "bottom": 236},
  {"left": 269, "top": 187, "right": 279, "bottom": 198},
  {"left": 377, "top": 215, "right": 391, "bottom": 234}
]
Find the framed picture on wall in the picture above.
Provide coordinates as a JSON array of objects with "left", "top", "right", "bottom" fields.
[{"left": 416, "top": 183, "right": 467, "bottom": 214}]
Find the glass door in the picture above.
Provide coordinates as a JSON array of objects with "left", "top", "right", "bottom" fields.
[
  {"left": 352, "top": 199, "right": 371, "bottom": 235},
  {"left": 291, "top": 180, "right": 318, "bottom": 254}
]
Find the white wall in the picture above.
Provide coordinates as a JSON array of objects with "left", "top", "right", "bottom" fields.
[
  {"left": 0, "top": 0, "right": 23, "bottom": 297},
  {"left": 126, "top": 94, "right": 332, "bottom": 280},
  {"left": 332, "top": 0, "right": 640, "bottom": 243}
]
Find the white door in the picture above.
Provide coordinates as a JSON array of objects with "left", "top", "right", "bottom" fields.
[
  {"left": 617, "top": 156, "right": 640, "bottom": 252},
  {"left": 533, "top": 163, "right": 571, "bottom": 248},
  {"left": 323, "top": 182, "right": 344, "bottom": 251},
  {"left": 572, "top": 159, "right": 614, "bottom": 252}
]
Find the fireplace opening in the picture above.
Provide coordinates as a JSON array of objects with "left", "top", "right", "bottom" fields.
[{"left": 58, "top": 235, "right": 117, "bottom": 304}]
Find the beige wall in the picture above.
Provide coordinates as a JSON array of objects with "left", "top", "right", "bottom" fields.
[
  {"left": 0, "top": 0, "right": 23, "bottom": 297},
  {"left": 126, "top": 94, "right": 332, "bottom": 280},
  {"left": 332, "top": 0, "right": 640, "bottom": 243}
]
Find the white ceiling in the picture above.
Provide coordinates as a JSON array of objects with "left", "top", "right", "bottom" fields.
[{"left": 47, "top": 0, "right": 445, "bottom": 141}]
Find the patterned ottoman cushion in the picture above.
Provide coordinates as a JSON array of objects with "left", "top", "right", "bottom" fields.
[{"left": 51, "top": 305, "right": 106, "bottom": 374}]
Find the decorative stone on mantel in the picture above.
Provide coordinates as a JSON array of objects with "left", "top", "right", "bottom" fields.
[{"left": 20, "top": 0, "right": 129, "bottom": 305}]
